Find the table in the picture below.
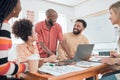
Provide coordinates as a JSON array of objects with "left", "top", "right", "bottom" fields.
[{"left": 18, "top": 63, "right": 112, "bottom": 80}]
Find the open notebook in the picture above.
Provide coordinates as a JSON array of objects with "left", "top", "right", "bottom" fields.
[
  {"left": 38, "top": 61, "right": 101, "bottom": 76},
  {"left": 38, "top": 63, "right": 86, "bottom": 76}
]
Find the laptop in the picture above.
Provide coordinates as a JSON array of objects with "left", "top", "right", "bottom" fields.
[
  {"left": 58, "top": 44, "right": 94, "bottom": 65},
  {"left": 73, "top": 44, "right": 94, "bottom": 61}
]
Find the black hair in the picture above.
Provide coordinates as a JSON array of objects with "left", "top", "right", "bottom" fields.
[
  {"left": 0, "top": 0, "right": 18, "bottom": 29},
  {"left": 12, "top": 19, "right": 33, "bottom": 42},
  {"left": 46, "top": 9, "right": 57, "bottom": 16},
  {"left": 75, "top": 19, "right": 87, "bottom": 28}
]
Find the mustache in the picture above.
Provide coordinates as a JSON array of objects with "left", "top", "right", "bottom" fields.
[
  {"left": 73, "top": 28, "right": 79, "bottom": 30},
  {"left": 73, "top": 28, "right": 81, "bottom": 35}
]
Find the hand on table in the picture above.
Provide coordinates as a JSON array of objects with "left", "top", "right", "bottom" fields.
[
  {"left": 110, "top": 51, "right": 120, "bottom": 58},
  {"left": 44, "top": 55, "right": 57, "bottom": 62},
  {"left": 100, "top": 57, "right": 115, "bottom": 65}
]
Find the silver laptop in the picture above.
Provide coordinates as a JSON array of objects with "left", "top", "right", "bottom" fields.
[
  {"left": 58, "top": 44, "right": 94, "bottom": 65},
  {"left": 73, "top": 44, "right": 94, "bottom": 61}
]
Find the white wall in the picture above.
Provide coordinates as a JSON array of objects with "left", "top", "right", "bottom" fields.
[
  {"left": 20, "top": 0, "right": 74, "bottom": 32},
  {"left": 74, "top": 0, "right": 119, "bottom": 18},
  {"left": 20, "top": 0, "right": 120, "bottom": 35},
  {"left": 19, "top": 0, "right": 120, "bottom": 50},
  {"left": 74, "top": 0, "right": 120, "bottom": 50}
]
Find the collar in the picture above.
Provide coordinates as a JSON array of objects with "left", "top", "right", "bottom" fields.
[{"left": 43, "top": 20, "right": 55, "bottom": 30}]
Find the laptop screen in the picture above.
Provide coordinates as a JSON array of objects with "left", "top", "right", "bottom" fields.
[{"left": 73, "top": 44, "right": 94, "bottom": 61}]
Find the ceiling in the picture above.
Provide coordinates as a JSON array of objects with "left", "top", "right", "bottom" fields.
[{"left": 44, "top": 0, "right": 89, "bottom": 7}]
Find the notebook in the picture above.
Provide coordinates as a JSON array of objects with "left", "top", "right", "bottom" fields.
[{"left": 58, "top": 44, "right": 94, "bottom": 65}]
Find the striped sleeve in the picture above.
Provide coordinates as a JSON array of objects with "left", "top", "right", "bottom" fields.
[
  {"left": 0, "top": 29, "right": 28, "bottom": 76},
  {"left": 0, "top": 62, "right": 28, "bottom": 75},
  {"left": 0, "top": 30, "right": 12, "bottom": 50}
]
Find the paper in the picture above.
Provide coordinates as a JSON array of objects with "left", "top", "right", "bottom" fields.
[
  {"left": 89, "top": 57, "right": 101, "bottom": 62},
  {"left": 38, "top": 64, "right": 86, "bottom": 76},
  {"left": 76, "top": 61, "right": 102, "bottom": 68},
  {"left": 38, "top": 61, "right": 102, "bottom": 76}
]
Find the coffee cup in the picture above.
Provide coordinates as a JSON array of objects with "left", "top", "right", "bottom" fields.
[{"left": 27, "top": 54, "right": 40, "bottom": 73}]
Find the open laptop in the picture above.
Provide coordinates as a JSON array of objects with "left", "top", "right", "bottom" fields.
[
  {"left": 73, "top": 44, "right": 94, "bottom": 61},
  {"left": 58, "top": 44, "right": 94, "bottom": 65}
]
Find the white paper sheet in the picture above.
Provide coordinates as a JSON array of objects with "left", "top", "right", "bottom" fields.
[
  {"left": 38, "top": 64, "right": 86, "bottom": 76},
  {"left": 76, "top": 61, "right": 102, "bottom": 68}
]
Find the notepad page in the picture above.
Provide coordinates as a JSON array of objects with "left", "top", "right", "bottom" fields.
[{"left": 38, "top": 65, "right": 86, "bottom": 76}]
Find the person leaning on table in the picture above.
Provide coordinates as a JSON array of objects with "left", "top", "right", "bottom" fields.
[
  {"left": 58, "top": 19, "right": 89, "bottom": 60},
  {"left": 0, "top": 0, "right": 28, "bottom": 80},
  {"left": 58, "top": 19, "right": 94, "bottom": 80},
  {"left": 35, "top": 9, "right": 68, "bottom": 59},
  {"left": 100, "top": 1, "right": 120, "bottom": 80},
  {"left": 12, "top": 19, "right": 56, "bottom": 63}
]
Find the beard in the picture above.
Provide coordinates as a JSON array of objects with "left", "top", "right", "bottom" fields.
[
  {"left": 73, "top": 28, "right": 81, "bottom": 35},
  {"left": 48, "top": 19, "right": 54, "bottom": 27}
]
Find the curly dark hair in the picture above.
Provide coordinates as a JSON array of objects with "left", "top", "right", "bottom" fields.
[{"left": 12, "top": 19, "right": 33, "bottom": 42}]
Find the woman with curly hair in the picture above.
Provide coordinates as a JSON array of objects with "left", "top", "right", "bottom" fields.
[{"left": 12, "top": 19, "right": 39, "bottom": 62}]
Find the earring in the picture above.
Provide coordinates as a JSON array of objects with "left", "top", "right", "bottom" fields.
[{"left": 13, "top": 10, "right": 16, "bottom": 13}]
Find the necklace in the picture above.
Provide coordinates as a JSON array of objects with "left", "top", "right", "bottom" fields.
[
  {"left": 26, "top": 43, "right": 34, "bottom": 54},
  {"left": 27, "top": 47, "right": 34, "bottom": 54}
]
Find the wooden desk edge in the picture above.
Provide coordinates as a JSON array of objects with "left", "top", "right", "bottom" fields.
[{"left": 19, "top": 63, "right": 111, "bottom": 80}]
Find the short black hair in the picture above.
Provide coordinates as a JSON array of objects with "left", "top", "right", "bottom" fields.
[
  {"left": 46, "top": 9, "right": 57, "bottom": 16},
  {"left": 0, "top": 0, "right": 18, "bottom": 29},
  {"left": 12, "top": 19, "right": 33, "bottom": 42},
  {"left": 75, "top": 19, "right": 87, "bottom": 28}
]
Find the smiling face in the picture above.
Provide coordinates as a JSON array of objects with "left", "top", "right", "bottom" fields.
[
  {"left": 47, "top": 12, "right": 58, "bottom": 27},
  {"left": 109, "top": 9, "right": 120, "bottom": 25},
  {"left": 73, "top": 22, "right": 85, "bottom": 35},
  {"left": 14, "top": 0, "right": 21, "bottom": 17},
  {"left": 48, "top": 12, "right": 58, "bottom": 23},
  {"left": 46, "top": 9, "right": 58, "bottom": 27},
  {"left": 10, "top": 0, "right": 22, "bottom": 18},
  {"left": 109, "top": 1, "right": 120, "bottom": 26}
]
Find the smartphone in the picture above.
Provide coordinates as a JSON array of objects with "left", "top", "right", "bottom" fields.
[{"left": 99, "top": 51, "right": 110, "bottom": 56}]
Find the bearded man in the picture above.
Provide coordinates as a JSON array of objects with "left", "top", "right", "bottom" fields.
[{"left": 58, "top": 19, "right": 89, "bottom": 60}]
